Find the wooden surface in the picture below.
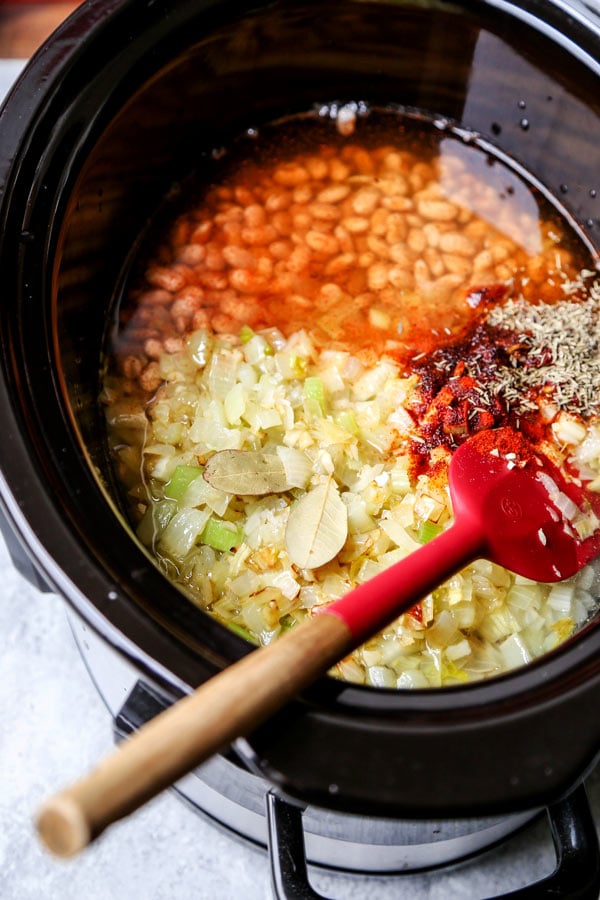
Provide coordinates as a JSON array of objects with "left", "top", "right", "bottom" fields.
[{"left": 0, "top": 2, "right": 80, "bottom": 58}]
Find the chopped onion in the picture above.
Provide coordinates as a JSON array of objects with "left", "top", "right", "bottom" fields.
[{"left": 110, "top": 321, "right": 600, "bottom": 691}]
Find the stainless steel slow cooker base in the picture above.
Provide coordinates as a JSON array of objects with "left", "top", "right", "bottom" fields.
[{"left": 70, "top": 611, "right": 537, "bottom": 874}]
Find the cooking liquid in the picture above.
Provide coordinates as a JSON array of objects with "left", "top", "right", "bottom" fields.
[
  {"left": 102, "top": 108, "right": 600, "bottom": 688},
  {"left": 110, "top": 108, "right": 596, "bottom": 374}
]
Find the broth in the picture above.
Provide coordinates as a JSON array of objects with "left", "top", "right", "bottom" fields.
[{"left": 102, "top": 108, "right": 600, "bottom": 688}]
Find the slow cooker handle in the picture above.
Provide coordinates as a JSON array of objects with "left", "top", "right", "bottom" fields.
[{"left": 266, "top": 785, "right": 600, "bottom": 900}]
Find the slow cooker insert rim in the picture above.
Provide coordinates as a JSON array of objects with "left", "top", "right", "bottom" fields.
[{"left": 0, "top": 0, "right": 599, "bottom": 817}]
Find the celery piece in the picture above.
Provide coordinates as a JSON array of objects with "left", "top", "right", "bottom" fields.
[
  {"left": 304, "top": 376, "right": 327, "bottom": 416},
  {"left": 417, "top": 520, "right": 443, "bottom": 544},
  {"left": 335, "top": 410, "right": 359, "bottom": 435},
  {"left": 200, "top": 517, "right": 243, "bottom": 552},
  {"left": 239, "top": 325, "right": 255, "bottom": 344},
  {"left": 228, "top": 622, "right": 257, "bottom": 643},
  {"left": 279, "top": 614, "right": 296, "bottom": 632},
  {"left": 165, "top": 465, "right": 203, "bottom": 501}
]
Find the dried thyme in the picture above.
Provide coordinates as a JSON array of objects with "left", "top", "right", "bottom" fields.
[{"left": 486, "top": 280, "right": 600, "bottom": 417}]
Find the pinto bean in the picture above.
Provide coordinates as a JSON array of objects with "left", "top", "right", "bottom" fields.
[
  {"left": 204, "top": 245, "right": 226, "bottom": 271},
  {"left": 271, "top": 211, "right": 294, "bottom": 236},
  {"left": 121, "top": 355, "right": 144, "bottom": 378},
  {"left": 269, "top": 239, "right": 294, "bottom": 260},
  {"left": 408, "top": 229, "right": 427, "bottom": 254},
  {"left": 305, "top": 156, "right": 329, "bottom": 180},
  {"left": 220, "top": 294, "right": 263, "bottom": 324},
  {"left": 145, "top": 267, "right": 187, "bottom": 293},
  {"left": 366, "top": 234, "right": 390, "bottom": 259},
  {"left": 229, "top": 268, "right": 267, "bottom": 294},
  {"left": 171, "top": 294, "right": 201, "bottom": 320},
  {"left": 241, "top": 224, "right": 278, "bottom": 246},
  {"left": 352, "top": 188, "right": 380, "bottom": 216},
  {"left": 388, "top": 266, "right": 414, "bottom": 290},
  {"left": 175, "top": 244, "right": 206, "bottom": 266},
  {"left": 328, "top": 158, "right": 351, "bottom": 182},
  {"left": 438, "top": 232, "right": 477, "bottom": 257},
  {"left": 305, "top": 230, "right": 339, "bottom": 255},
  {"left": 383, "top": 195, "right": 413, "bottom": 213},
  {"left": 308, "top": 202, "right": 342, "bottom": 222},
  {"left": 442, "top": 253, "right": 473, "bottom": 277},
  {"left": 367, "top": 262, "right": 389, "bottom": 291},
  {"left": 138, "top": 289, "right": 174, "bottom": 307},
  {"left": 210, "top": 313, "right": 239, "bottom": 334},
  {"left": 139, "top": 362, "right": 162, "bottom": 393},
  {"left": 191, "top": 221, "right": 213, "bottom": 244},
  {"left": 325, "top": 252, "right": 356, "bottom": 275},
  {"left": 265, "top": 190, "right": 292, "bottom": 212},
  {"left": 424, "top": 247, "right": 446, "bottom": 278},
  {"left": 222, "top": 245, "right": 256, "bottom": 269},
  {"left": 417, "top": 199, "right": 459, "bottom": 222},
  {"left": 343, "top": 216, "right": 370, "bottom": 234},
  {"left": 273, "top": 163, "right": 310, "bottom": 186},
  {"left": 317, "top": 184, "right": 352, "bottom": 204}
]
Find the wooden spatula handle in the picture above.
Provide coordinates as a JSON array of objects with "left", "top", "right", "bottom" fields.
[{"left": 36, "top": 612, "right": 353, "bottom": 858}]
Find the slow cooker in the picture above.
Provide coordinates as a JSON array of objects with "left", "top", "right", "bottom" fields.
[{"left": 0, "top": 0, "right": 599, "bottom": 896}]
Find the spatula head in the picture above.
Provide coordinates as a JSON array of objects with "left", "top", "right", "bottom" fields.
[{"left": 449, "top": 429, "right": 600, "bottom": 583}]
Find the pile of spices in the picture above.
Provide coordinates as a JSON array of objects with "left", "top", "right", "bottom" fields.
[
  {"left": 404, "top": 274, "right": 600, "bottom": 468},
  {"left": 486, "top": 278, "right": 600, "bottom": 418}
]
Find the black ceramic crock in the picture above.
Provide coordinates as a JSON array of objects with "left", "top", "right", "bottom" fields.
[{"left": 0, "top": 0, "right": 599, "bottom": 821}]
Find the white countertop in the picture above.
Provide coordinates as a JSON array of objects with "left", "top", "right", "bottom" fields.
[
  {"left": 0, "top": 53, "right": 599, "bottom": 900},
  {"left": 1, "top": 526, "right": 599, "bottom": 900}
]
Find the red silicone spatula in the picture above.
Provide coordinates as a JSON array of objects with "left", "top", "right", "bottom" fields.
[{"left": 36, "top": 427, "right": 600, "bottom": 857}]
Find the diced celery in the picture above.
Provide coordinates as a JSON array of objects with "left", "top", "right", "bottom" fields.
[
  {"left": 228, "top": 622, "right": 258, "bottom": 643},
  {"left": 279, "top": 614, "right": 297, "bottom": 632},
  {"left": 417, "top": 520, "right": 443, "bottom": 544},
  {"left": 335, "top": 410, "right": 359, "bottom": 435},
  {"left": 239, "top": 325, "right": 255, "bottom": 344},
  {"left": 303, "top": 376, "right": 327, "bottom": 416},
  {"left": 200, "top": 517, "right": 243, "bottom": 552},
  {"left": 164, "top": 465, "right": 203, "bottom": 501}
]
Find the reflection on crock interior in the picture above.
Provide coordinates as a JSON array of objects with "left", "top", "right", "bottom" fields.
[{"left": 101, "top": 107, "right": 600, "bottom": 690}]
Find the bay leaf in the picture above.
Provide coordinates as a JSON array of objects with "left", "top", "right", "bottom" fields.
[
  {"left": 285, "top": 479, "right": 348, "bottom": 569},
  {"left": 203, "top": 449, "right": 289, "bottom": 495}
]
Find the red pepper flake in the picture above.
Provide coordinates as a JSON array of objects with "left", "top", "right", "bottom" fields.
[
  {"left": 402, "top": 311, "right": 555, "bottom": 474},
  {"left": 467, "top": 425, "right": 537, "bottom": 462}
]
